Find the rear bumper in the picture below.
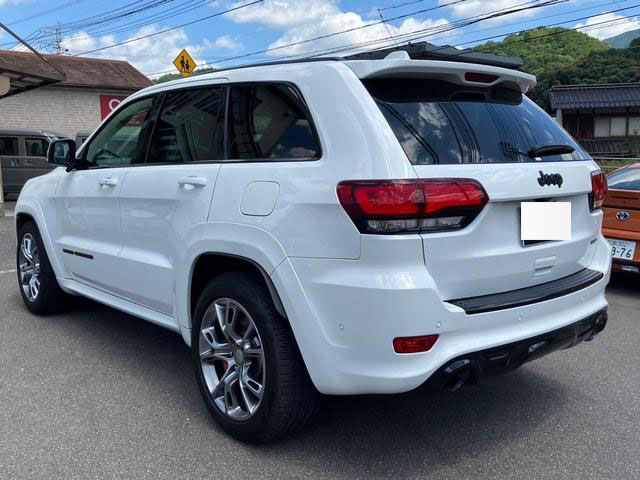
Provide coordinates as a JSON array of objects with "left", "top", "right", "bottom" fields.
[
  {"left": 415, "top": 308, "right": 608, "bottom": 394},
  {"left": 272, "top": 235, "right": 611, "bottom": 396}
]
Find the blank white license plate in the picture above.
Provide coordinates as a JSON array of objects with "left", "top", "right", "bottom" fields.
[
  {"left": 607, "top": 239, "right": 636, "bottom": 260},
  {"left": 521, "top": 202, "right": 571, "bottom": 241}
]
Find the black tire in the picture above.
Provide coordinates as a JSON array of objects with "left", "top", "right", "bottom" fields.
[
  {"left": 192, "top": 271, "right": 321, "bottom": 443},
  {"left": 16, "top": 220, "right": 70, "bottom": 315}
]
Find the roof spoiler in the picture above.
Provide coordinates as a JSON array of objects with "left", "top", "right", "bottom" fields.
[
  {"left": 343, "top": 42, "right": 524, "bottom": 70},
  {"left": 345, "top": 53, "right": 536, "bottom": 94}
]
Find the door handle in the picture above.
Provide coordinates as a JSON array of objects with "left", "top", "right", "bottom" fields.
[
  {"left": 178, "top": 176, "right": 207, "bottom": 188},
  {"left": 99, "top": 177, "right": 118, "bottom": 187}
]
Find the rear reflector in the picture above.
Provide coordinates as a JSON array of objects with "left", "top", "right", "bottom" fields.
[
  {"left": 590, "top": 170, "right": 608, "bottom": 212},
  {"left": 464, "top": 72, "right": 499, "bottom": 84},
  {"left": 393, "top": 335, "right": 439, "bottom": 354},
  {"left": 337, "top": 178, "right": 488, "bottom": 234}
]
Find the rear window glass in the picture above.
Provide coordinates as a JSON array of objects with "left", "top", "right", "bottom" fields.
[
  {"left": 607, "top": 167, "right": 640, "bottom": 190},
  {"left": 364, "top": 78, "right": 588, "bottom": 165},
  {"left": 0, "top": 137, "right": 18, "bottom": 156}
]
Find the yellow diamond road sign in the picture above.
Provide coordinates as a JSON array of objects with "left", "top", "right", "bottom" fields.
[{"left": 173, "top": 49, "right": 196, "bottom": 77}]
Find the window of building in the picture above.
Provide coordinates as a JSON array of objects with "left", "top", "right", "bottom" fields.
[
  {"left": 147, "top": 87, "right": 226, "bottom": 164},
  {"left": 594, "top": 117, "right": 636, "bottom": 137},
  {"left": 227, "top": 84, "right": 320, "bottom": 161},
  {"left": 85, "top": 97, "right": 155, "bottom": 168},
  {"left": 594, "top": 118, "right": 610, "bottom": 137},
  {"left": 611, "top": 117, "right": 627, "bottom": 137},
  {"left": 0, "top": 137, "right": 18, "bottom": 156},
  {"left": 25, "top": 137, "right": 50, "bottom": 157}
]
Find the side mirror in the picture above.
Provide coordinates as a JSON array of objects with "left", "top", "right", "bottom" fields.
[{"left": 47, "top": 139, "right": 76, "bottom": 170}]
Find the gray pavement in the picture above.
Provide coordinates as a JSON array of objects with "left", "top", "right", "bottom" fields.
[{"left": 0, "top": 214, "right": 639, "bottom": 479}]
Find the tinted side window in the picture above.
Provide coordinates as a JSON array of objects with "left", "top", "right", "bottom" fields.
[
  {"left": 147, "top": 87, "right": 226, "bottom": 164},
  {"left": 25, "top": 137, "right": 50, "bottom": 157},
  {"left": 0, "top": 137, "right": 18, "bottom": 156},
  {"left": 85, "top": 97, "right": 155, "bottom": 168},
  {"left": 227, "top": 84, "right": 320, "bottom": 160}
]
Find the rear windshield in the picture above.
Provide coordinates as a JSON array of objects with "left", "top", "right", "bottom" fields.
[
  {"left": 364, "top": 78, "right": 588, "bottom": 165},
  {"left": 607, "top": 167, "right": 640, "bottom": 190}
]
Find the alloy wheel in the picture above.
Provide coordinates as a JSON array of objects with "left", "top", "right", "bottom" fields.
[
  {"left": 199, "top": 298, "right": 266, "bottom": 421},
  {"left": 19, "top": 233, "right": 41, "bottom": 302}
]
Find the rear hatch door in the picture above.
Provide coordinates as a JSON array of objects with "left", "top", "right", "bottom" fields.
[{"left": 364, "top": 75, "right": 601, "bottom": 300}]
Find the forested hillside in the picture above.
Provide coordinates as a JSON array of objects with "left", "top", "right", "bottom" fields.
[{"left": 475, "top": 27, "right": 640, "bottom": 106}]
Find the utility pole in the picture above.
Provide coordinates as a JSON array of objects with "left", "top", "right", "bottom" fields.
[{"left": 54, "top": 23, "right": 64, "bottom": 55}]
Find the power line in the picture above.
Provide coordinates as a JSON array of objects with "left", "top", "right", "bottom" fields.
[
  {"left": 40, "top": 0, "right": 215, "bottom": 46},
  {"left": 184, "top": 0, "right": 566, "bottom": 71},
  {"left": 6, "top": 0, "right": 90, "bottom": 26},
  {"left": 380, "top": 0, "right": 433, "bottom": 12},
  {"left": 147, "top": 1, "right": 638, "bottom": 77},
  {"left": 74, "top": 0, "right": 263, "bottom": 56},
  {"left": 288, "top": 2, "right": 639, "bottom": 62}
]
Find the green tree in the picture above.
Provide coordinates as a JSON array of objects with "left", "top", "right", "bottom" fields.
[{"left": 474, "top": 27, "right": 609, "bottom": 106}]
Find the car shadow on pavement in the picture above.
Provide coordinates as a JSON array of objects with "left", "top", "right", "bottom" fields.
[
  {"left": 607, "top": 271, "right": 640, "bottom": 296},
  {"left": 260, "top": 369, "right": 569, "bottom": 477}
]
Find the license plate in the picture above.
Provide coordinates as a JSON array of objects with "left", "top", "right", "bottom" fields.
[
  {"left": 521, "top": 202, "right": 571, "bottom": 241},
  {"left": 607, "top": 239, "right": 636, "bottom": 260}
]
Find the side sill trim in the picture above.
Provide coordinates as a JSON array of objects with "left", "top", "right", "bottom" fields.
[{"left": 446, "top": 268, "right": 604, "bottom": 315}]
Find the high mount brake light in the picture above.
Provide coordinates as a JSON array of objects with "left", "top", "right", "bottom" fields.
[
  {"left": 337, "top": 178, "right": 489, "bottom": 234},
  {"left": 464, "top": 72, "right": 499, "bottom": 84},
  {"left": 590, "top": 170, "right": 608, "bottom": 212}
]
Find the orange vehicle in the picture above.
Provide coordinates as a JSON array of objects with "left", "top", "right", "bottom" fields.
[{"left": 603, "top": 163, "right": 640, "bottom": 274}]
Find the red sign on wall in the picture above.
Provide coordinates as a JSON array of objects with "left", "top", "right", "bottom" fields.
[{"left": 100, "top": 95, "right": 128, "bottom": 119}]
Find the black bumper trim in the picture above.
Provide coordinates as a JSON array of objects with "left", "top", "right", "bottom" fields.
[
  {"left": 415, "top": 308, "right": 608, "bottom": 394},
  {"left": 446, "top": 268, "right": 604, "bottom": 315}
]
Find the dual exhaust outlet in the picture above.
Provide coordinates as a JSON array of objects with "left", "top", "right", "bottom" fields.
[{"left": 441, "top": 311, "right": 608, "bottom": 392}]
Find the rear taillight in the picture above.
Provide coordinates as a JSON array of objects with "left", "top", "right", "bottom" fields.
[
  {"left": 590, "top": 170, "right": 608, "bottom": 212},
  {"left": 337, "top": 178, "right": 488, "bottom": 234},
  {"left": 393, "top": 335, "right": 439, "bottom": 354}
]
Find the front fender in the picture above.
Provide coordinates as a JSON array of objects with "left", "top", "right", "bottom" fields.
[{"left": 14, "top": 196, "right": 66, "bottom": 281}]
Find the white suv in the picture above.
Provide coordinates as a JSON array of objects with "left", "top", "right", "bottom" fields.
[{"left": 15, "top": 48, "right": 611, "bottom": 442}]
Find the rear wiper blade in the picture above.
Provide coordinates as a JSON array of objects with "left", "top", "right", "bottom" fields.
[{"left": 528, "top": 144, "right": 575, "bottom": 158}]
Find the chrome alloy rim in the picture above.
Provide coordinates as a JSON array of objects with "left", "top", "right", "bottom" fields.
[
  {"left": 199, "top": 298, "right": 266, "bottom": 421},
  {"left": 19, "top": 233, "right": 41, "bottom": 302}
]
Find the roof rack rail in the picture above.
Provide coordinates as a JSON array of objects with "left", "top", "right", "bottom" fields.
[{"left": 343, "top": 41, "right": 524, "bottom": 71}]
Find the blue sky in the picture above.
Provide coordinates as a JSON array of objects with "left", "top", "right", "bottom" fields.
[{"left": 1, "top": 0, "right": 639, "bottom": 77}]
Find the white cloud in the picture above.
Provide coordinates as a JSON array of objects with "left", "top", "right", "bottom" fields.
[
  {"left": 225, "top": 0, "right": 338, "bottom": 27},
  {"left": 439, "top": 0, "right": 543, "bottom": 23},
  {"left": 226, "top": 0, "right": 450, "bottom": 58},
  {"left": 205, "top": 35, "right": 243, "bottom": 51},
  {"left": 574, "top": 13, "right": 640, "bottom": 41},
  {"left": 60, "top": 25, "right": 239, "bottom": 77},
  {"left": 0, "top": 0, "right": 29, "bottom": 6}
]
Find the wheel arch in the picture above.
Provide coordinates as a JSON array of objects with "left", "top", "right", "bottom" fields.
[{"left": 188, "top": 252, "right": 288, "bottom": 329}]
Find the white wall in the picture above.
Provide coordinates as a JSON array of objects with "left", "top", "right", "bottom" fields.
[{"left": 0, "top": 86, "right": 133, "bottom": 139}]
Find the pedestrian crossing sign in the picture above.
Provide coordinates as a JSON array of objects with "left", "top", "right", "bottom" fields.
[{"left": 173, "top": 49, "right": 196, "bottom": 77}]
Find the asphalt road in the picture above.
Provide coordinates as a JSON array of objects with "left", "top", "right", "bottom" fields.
[{"left": 0, "top": 212, "right": 639, "bottom": 480}]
